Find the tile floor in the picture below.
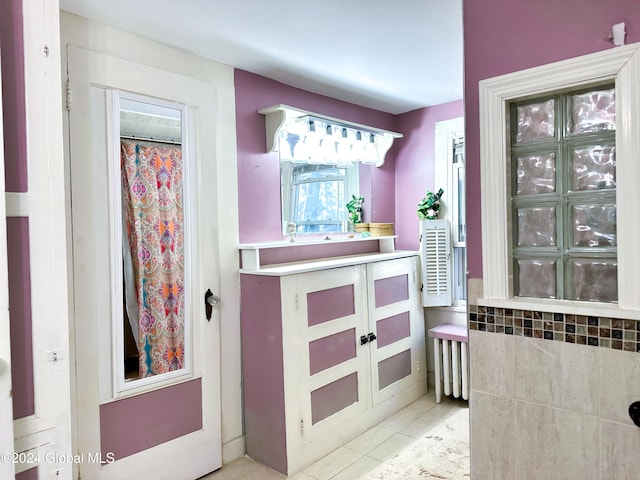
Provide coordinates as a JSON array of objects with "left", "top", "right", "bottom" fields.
[{"left": 202, "top": 392, "right": 469, "bottom": 480}]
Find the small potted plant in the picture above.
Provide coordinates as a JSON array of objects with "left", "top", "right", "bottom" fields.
[
  {"left": 346, "top": 195, "right": 367, "bottom": 231},
  {"left": 417, "top": 188, "right": 444, "bottom": 220}
]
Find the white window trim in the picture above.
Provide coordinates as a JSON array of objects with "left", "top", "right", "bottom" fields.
[
  {"left": 433, "top": 117, "right": 464, "bottom": 307},
  {"left": 479, "top": 42, "right": 640, "bottom": 317},
  {"left": 435, "top": 117, "right": 464, "bottom": 223}
]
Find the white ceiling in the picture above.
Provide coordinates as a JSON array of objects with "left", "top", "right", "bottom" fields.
[{"left": 59, "top": 0, "right": 464, "bottom": 115}]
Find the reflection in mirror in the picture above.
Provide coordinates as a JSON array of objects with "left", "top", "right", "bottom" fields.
[
  {"left": 119, "top": 96, "right": 186, "bottom": 382},
  {"left": 281, "top": 161, "right": 359, "bottom": 234},
  {"left": 279, "top": 119, "right": 368, "bottom": 235}
]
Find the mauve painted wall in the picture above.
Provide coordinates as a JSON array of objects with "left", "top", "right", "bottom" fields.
[
  {"left": 16, "top": 467, "right": 36, "bottom": 480},
  {"left": 394, "top": 101, "right": 464, "bottom": 251},
  {"left": 259, "top": 241, "right": 379, "bottom": 266},
  {"left": 100, "top": 378, "right": 203, "bottom": 460},
  {"left": 240, "top": 274, "right": 287, "bottom": 473},
  {"left": 463, "top": 0, "right": 640, "bottom": 278},
  {"left": 0, "top": 0, "right": 28, "bottom": 192},
  {"left": 234, "top": 69, "right": 397, "bottom": 244},
  {"left": 7, "top": 218, "right": 34, "bottom": 419},
  {"left": 1, "top": 0, "right": 34, "bottom": 422}
]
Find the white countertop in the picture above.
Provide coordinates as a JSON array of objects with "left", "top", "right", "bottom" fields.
[{"left": 239, "top": 250, "right": 419, "bottom": 276}]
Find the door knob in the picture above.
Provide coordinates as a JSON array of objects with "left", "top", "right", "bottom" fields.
[
  {"left": 205, "top": 289, "right": 219, "bottom": 321},
  {"left": 360, "top": 335, "right": 369, "bottom": 345},
  {"left": 629, "top": 401, "right": 640, "bottom": 427},
  {"left": 368, "top": 332, "right": 377, "bottom": 342}
]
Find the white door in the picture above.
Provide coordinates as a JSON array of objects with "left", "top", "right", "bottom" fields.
[{"left": 67, "top": 46, "right": 222, "bottom": 479}]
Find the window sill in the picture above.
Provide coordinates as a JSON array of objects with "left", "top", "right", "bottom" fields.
[
  {"left": 428, "top": 305, "right": 467, "bottom": 314},
  {"left": 477, "top": 297, "right": 640, "bottom": 321}
]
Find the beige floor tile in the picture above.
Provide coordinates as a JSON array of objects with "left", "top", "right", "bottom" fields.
[
  {"left": 287, "top": 471, "right": 319, "bottom": 480},
  {"left": 201, "top": 456, "right": 263, "bottom": 480},
  {"left": 343, "top": 423, "right": 395, "bottom": 455},
  {"left": 205, "top": 394, "right": 469, "bottom": 480},
  {"left": 329, "top": 456, "right": 380, "bottom": 480},
  {"left": 375, "top": 406, "right": 423, "bottom": 432},
  {"left": 302, "top": 447, "right": 362, "bottom": 480},
  {"left": 429, "top": 397, "right": 467, "bottom": 418},
  {"left": 366, "top": 433, "right": 415, "bottom": 462},
  {"left": 404, "top": 393, "right": 438, "bottom": 414},
  {"left": 399, "top": 411, "right": 445, "bottom": 439},
  {"left": 242, "top": 465, "right": 286, "bottom": 480}
]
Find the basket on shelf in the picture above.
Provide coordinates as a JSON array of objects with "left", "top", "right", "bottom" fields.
[
  {"left": 354, "top": 222, "right": 370, "bottom": 233},
  {"left": 369, "top": 223, "right": 394, "bottom": 236}
]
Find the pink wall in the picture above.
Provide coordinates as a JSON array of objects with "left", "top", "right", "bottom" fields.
[
  {"left": 1, "top": 0, "right": 35, "bottom": 421},
  {"left": 234, "top": 69, "right": 397, "bottom": 243},
  {"left": 463, "top": 0, "right": 640, "bottom": 278},
  {"left": 7, "top": 218, "right": 34, "bottom": 419},
  {"left": 394, "top": 101, "right": 464, "bottom": 251},
  {"left": 0, "top": 0, "right": 28, "bottom": 191},
  {"left": 240, "top": 274, "right": 287, "bottom": 473},
  {"left": 100, "top": 379, "right": 203, "bottom": 460},
  {"left": 15, "top": 468, "right": 36, "bottom": 480}
]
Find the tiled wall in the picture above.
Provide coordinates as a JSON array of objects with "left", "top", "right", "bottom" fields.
[
  {"left": 469, "top": 307, "right": 640, "bottom": 353},
  {"left": 468, "top": 278, "right": 640, "bottom": 479}
]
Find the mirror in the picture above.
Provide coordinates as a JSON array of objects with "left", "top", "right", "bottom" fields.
[
  {"left": 118, "top": 95, "right": 187, "bottom": 383},
  {"left": 259, "top": 105, "right": 403, "bottom": 237},
  {"left": 280, "top": 160, "right": 359, "bottom": 234}
]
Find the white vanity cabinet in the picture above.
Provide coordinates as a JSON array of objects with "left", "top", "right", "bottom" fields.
[{"left": 240, "top": 252, "right": 426, "bottom": 475}]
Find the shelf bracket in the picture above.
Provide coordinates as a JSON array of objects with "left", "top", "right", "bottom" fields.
[{"left": 258, "top": 104, "right": 402, "bottom": 167}]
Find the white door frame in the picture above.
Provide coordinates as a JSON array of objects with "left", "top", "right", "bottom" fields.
[{"left": 10, "top": 1, "right": 74, "bottom": 478}]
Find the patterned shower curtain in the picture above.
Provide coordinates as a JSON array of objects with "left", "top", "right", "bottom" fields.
[{"left": 121, "top": 140, "right": 185, "bottom": 378}]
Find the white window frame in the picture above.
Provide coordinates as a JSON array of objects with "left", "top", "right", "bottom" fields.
[
  {"left": 433, "top": 117, "right": 465, "bottom": 309},
  {"left": 479, "top": 42, "right": 640, "bottom": 318}
]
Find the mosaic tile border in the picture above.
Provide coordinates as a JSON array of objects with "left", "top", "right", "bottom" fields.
[{"left": 469, "top": 305, "right": 640, "bottom": 353}]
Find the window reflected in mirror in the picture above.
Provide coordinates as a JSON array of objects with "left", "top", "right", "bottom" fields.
[
  {"left": 279, "top": 119, "right": 370, "bottom": 235},
  {"left": 281, "top": 161, "right": 359, "bottom": 234}
]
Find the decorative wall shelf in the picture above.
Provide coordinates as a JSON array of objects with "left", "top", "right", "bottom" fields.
[{"left": 258, "top": 104, "right": 402, "bottom": 167}]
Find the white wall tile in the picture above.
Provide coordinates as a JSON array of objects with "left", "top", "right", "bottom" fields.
[
  {"left": 600, "top": 420, "right": 640, "bottom": 479},
  {"left": 515, "top": 401, "right": 599, "bottom": 480},
  {"left": 469, "top": 391, "right": 516, "bottom": 480},
  {"left": 599, "top": 348, "right": 640, "bottom": 426},
  {"left": 467, "top": 278, "right": 483, "bottom": 306},
  {"left": 515, "top": 337, "right": 598, "bottom": 414},
  {"left": 469, "top": 330, "right": 515, "bottom": 397}
]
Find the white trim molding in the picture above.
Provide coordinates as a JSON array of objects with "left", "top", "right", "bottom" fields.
[{"left": 479, "top": 42, "right": 640, "bottom": 312}]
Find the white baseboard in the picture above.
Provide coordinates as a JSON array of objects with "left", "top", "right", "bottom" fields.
[{"left": 222, "top": 435, "right": 246, "bottom": 464}]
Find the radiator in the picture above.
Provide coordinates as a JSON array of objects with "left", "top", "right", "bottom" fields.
[{"left": 429, "top": 324, "right": 469, "bottom": 403}]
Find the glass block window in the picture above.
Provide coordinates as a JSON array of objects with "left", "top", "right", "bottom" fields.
[{"left": 510, "top": 86, "right": 617, "bottom": 303}]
